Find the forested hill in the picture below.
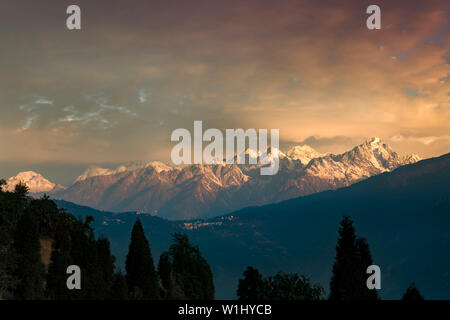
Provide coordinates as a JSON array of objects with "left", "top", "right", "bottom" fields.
[
  {"left": 0, "top": 182, "right": 214, "bottom": 300},
  {"left": 57, "top": 153, "right": 450, "bottom": 299}
]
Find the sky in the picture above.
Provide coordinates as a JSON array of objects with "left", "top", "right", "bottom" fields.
[{"left": 0, "top": 0, "right": 449, "bottom": 184}]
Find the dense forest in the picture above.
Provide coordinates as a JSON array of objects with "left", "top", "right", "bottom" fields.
[
  {"left": 0, "top": 181, "right": 214, "bottom": 300},
  {"left": 0, "top": 180, "right": 422, "bottom": 300}
]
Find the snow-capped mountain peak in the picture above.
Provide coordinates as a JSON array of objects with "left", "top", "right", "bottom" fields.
[
  {"left": 305, "top": 137, "right": 421, "bottom": 182},
  {"left": 369, "top": 136, "right": 381, "bottom": 147},
  {"left": 359, "top": 136, "right": 383, "bottom": 151},
  {"left": 285, "top": 145, "right": 323, "bottom": 165},
  {"left": 5, "top": 171, "right": 56, "bottom": 193}
]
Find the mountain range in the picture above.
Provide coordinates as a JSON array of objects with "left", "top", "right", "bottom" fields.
[
  {"left": 6, "top": 137, "right": 420, "bottom": 220},
  {"left": 56, "top": 152, "right": 450, "bottom": 299}
]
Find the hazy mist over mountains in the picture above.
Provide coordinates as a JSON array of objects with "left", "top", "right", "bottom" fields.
[{"left": 6, "top": 137, "right": 420, "bottom": 220}]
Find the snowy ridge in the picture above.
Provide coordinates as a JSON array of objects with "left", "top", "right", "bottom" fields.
[
  {"left": 4, "top": 171, "right": 58, "bottom": 193},
  {"left": 5, "top": 137, "right": 422, "bottom": 220},
  {"left": 75, "top": 161, "right": 174, "bottom": 182},
  {"left": 285, "top": 145, "right": 324, "bottom": 165}
]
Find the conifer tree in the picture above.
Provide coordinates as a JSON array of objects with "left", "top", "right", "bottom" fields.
[
  {"left": 329, "top": 217, "right": 380, "bottom": 300},
  {"left": 329, "top": 216, "right": 360, "bottom": 300},
  {"left": 125, "top": 219, "right": 159, "bottom": 299},
  {"left": 356, "top": 237, "right": 378, "bottom": 300}
]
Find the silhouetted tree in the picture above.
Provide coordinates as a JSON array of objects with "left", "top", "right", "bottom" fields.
[
  {"left": 264, "top": 272, "right": 324, "bottom": 300},
  {"left": 28, "top": 196, "right": 61, "bottom": 237},
  {"left": 125, "top": 219, "right": 159, "bottom": 299},
  {"left": 237, "top": 266, "right": 266, "bottom": 300},
  {"left": 402, "top": 283, "right": 424, "bottom": 301},
  {"left": 329, "top": 216, "right": 360, "bottom": 300},
  {"left": 330, "top": 217, "right": 380, "bottom": 300},
  {"left": 238, "top": 267, "right": 324, "bottom": 300},
  {"left": 96, "top": 237, "right": 116, "bottom": 299},
  {"left": 356, "top": 237, "right": 378, "bottom": 300},
  {"left": 158, "top": 233, "right": 214, "bottom": 299},
  {"left": 168, "top": 233, "right": 214, "bottom": 300},
  {"left": 67, "top": 216, "right": 100, "bottom": 299}
]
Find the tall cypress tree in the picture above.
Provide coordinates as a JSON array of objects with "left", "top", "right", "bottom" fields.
[
  {"left": 125, "top": 219, "right": 159, "bottom": 299},
  {"left": 356, "top": 237, "right": 378, "bottom": 300},
  {"left": 12, "top": 209, "right": 45, "bottom": 300},
  {"left": 330, "top": 217, "right": 380, "bottom": 300},
  {"left": 329, "top": 216, "right": 360, "bottom": 300}
]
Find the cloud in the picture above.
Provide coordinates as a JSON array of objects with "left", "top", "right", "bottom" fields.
[
  {"left": 391, "top": 134, "right": 450, "bottom": 145},
  {"left": 138, "top": 89, "right": 150, "bottom": 103},
  {"left": 0, "top": 0, "right": 448, "bottom": 180},
  {"left": 281, "top": 135, "right": 364, "bottom": 154},
  {"left": 404, "top": 88, "right": 420, "bottom": 97}
]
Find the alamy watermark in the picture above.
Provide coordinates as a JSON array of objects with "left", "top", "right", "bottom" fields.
[
  {"left": 170, "top": 121, "right": 280, "bottom": 175},
  {"left": 66, "top": 265, "right": 81, "bottom": 290},
  {"left": 65, "top": 4, "right": 380, "bottom": 31},
  {"left": 366, "top": 265, "right": 381, "bottom": 290}
]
